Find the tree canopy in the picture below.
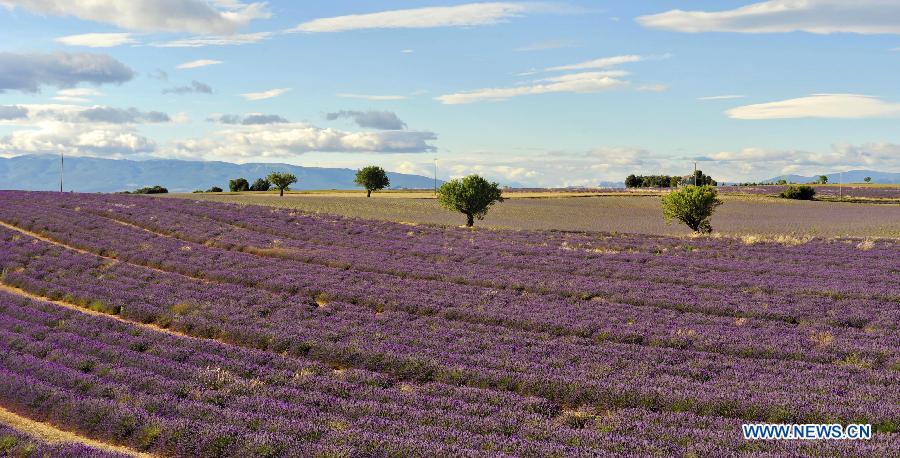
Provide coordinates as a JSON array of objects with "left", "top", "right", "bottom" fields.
[
  {"left": 354, "top": 166, "right": 390, "bottom": 197},
  {"left": 267, "top": 172, "right": 298, "bottom": 197},
  {"left": 661, "top": 185, "right": 723, "bottom": 233},
  {"left": 229, "top": 178, "right": 250, "bottom": 192},
  {"left": 437, "top": 175, "right": 504, "bottom": 227}
]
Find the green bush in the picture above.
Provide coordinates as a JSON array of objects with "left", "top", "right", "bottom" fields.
[
  {"left": 661, "top": 186, "right": 723, "bottom": 233},
  {"left": 229, "top": 178, "right": 250, "bottom": 192},
  {"left": 250, "top": 178, "right": 271, "bottom": 192},
  {"left": 132, "top": 185, "right": 168, "bottom": 194},
  {"left": 779, "top": 185, "right": 816, "bottom": 200}
]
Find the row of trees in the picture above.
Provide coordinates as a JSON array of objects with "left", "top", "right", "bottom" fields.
[{"left": 625, "top": 170, "right": 716, "bottom": 188}]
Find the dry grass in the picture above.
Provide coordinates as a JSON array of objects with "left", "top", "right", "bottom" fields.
[
  {"left": 0, "top": 406, "right": 151, "bottom": 457},
  {"left": 167, "top": 193, "right": 900, "bottom": 238}
]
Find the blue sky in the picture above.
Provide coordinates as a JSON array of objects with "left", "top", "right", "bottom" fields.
[{"left": 1, "top": 1, "right": 900, "bottom": 186}]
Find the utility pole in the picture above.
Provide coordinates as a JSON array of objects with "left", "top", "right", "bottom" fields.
[
  {"left": 60, "top": 150, "right": 64, "bottom": 192},
  {"left": 839, "top": 171, "right": 843, "bottom": 201},
  {"left": 693, "top": 162, "right": 697, "bottom": 186},
  {"left": 433, "top": 158, "right": 438, "bottom": 194}
]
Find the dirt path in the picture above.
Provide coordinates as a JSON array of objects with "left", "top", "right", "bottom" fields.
[{"left": 0, "top": 405, "right": 152, "bottom": 457}]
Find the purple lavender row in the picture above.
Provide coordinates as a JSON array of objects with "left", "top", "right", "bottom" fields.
[
  {"left": 91, "top": 194, "right": 900, "bottom": 293},
  {"left": 71, "top": 194, "right": 900, "bottom": 326},
  {"left": 4, "top": 198, "right": 894, "bottom": 367},
  {"left": 2, "top": 291, "right": 661, "bottom": 456},
  {"left": 2, "top": 230, "right": 898, "bottom": 429},
  {"left": 3, "top": 227, "right": 894, "bottom": 372},
  {"left": 717, "top": 185, "right": 900, "bottom": 199}
]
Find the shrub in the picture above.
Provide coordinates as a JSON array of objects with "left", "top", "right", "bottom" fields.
[
  {"left": 661, "top": 185, "right": 723, "bottom": 233},
  {"left": 229, "top": 178, "right": 250, "bottom": 192},
  {"left": 250, "top": 178, "right": 271, "bottom": 192},
  {"left": 779, "top": 185, "right": 816, "bottom": 200},
  {"left": 207, "top": 186, "right": 223, "bottom": 193},
  {"left": 132, "top": 185, "right": 168, "bottom": 194},
  {"left": 437, "top": 175, "right": 504, "bottom": 227}
]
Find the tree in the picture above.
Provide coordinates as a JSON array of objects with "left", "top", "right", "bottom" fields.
[
  {"left": 817, "top": 175, "right": 828, "bottom": 184},
  {"left": 267, "top": 172, "right": 297, "bottom": 197},
  {"left": 864, "top": 176, "right": 872, "bottom": 184},
  {"left": 207, "top": 186, "right": 223, "bottom": 193},
  {"left": 775, "top": 179, "right": 787, "bottom": 185},
  {"left": 229, "top": 178, "right": 250, "bottom": 192},
  {"left": 661, "top": 185, "right": 723, "bottom": 233},
  {"left": 354, "top": 166, "right": 391, "bottom": 197},
  {"left": 625, "top": 174, "right": 640, "bottom": 188},
  {"left": 250, "top": 178, "right": 271, "bottom": 192},
  {"left": 132, "top": 185, "right": 168, "bottom": 194},
  {"left": 437, "top": 175, "right": 504, "bottom": 227}
]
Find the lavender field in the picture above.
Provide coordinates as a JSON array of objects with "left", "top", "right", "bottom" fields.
[{"left": 0, "top": 190, "right": 897, "bottom": 456}]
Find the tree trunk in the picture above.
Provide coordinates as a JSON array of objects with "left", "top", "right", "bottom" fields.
[
  {"left": 367, "top": 190, "right": 371, "bottom": 198},
  {"left": 279, "top": 188, "right": 284, "bottom": 197},
  {"left": 466, "top": 214, "right": 474, "bottom": 227}
]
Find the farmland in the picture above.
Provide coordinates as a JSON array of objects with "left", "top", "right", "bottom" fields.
[
  {"left": 0, "top": 190, "right": 897, "bottom": 456},
  {"left": 176, "top": 191, "right": 900, "bottom": 238}
]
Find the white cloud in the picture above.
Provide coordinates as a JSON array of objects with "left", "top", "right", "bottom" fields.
[
  {"left": 436, "top": 71, "right": 627, "bottom": 104},
  {"left": 176, "top": 59, "right": 223, "bottom": 69},
  {"left": 166, "top": 123, "right": 437, "bottom": 161},
  {"left": 337, "top": 93, "right": 408, "bottom": 101},
  {"left": 149, "top": 32, "right": 273, "bottom": 48},
  {"left": 55, "top": 32, "right": 136, "bottom": 48},
  {"left": 53, "top": 88, "right": 102, "bottom": 103},
  {"left": 0, "top": 104, "right": 170, "bottom": 125},
  {"left": 545, "top": 54, "right": 644, "bottom": 72},
  {"left": 0, "top": 0, "right": 269, "bottom": 34},
  {"left": 0, "top": 121, "right": 156, "bottom": 157},
  {"left": 698, "top": 95, "right": 746, "bottom": 101},
  {"left": 638, "top": 0, "right": 900, "bottom": 35},
  {"left": 289, "top": 2, "right": 532, "bottom": 33},
  {"left": 240, "top": 88, "right": 290, "bottom": 101},
  {"left": 726, "top": 94, "right": 900, "bottom": 119}
]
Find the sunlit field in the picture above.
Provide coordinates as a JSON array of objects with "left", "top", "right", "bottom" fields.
[
  {"left": 0, "top": 190, "right": 897, "bottom": 456},
  {"left": 173, "top": 190, "right": 900, "bottom": 238}
]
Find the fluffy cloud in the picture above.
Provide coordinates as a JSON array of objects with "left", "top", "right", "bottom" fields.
[
  {"left": 55, "top": 32, "right": 136, "bottom": 47},
  {"left": 213, "top": 113, "right": 289, "bottom": 125},
  {"left": 336, "top": 93, "right": 407, "bottom": 101},
  {"left": 726, "top": 94, "right": 900, "bottom": 119},
  {"left": 240, "top": 88, "right": 290, "bottom": 101},
  {"left": 638, "top": 1, "right": 900, "bottom": 35},
  {"left": 326, "top": 110, "right": 407, "bottom": 130},
  {"left": 167, "top": 123, "right": 437, "bottom": 161},
  {"left": 0, "top": 0, "right": 269, "bottom": 34},
  {"left": 53, "top": 88, "right": 103, "bottom": 103},
  {"left": 176, "top": 59, "right": 223, "bottom": 69},
  {"left": 436, "top": 71, "right": 628, "bottom": 104},
  {"left": 0, "top": 52, "right": 133, "bottom": 93},
  {"left": 290, "top": 3, "right": 532, "bottom": 33},
  {"left": 0, "top": 122, "right": 156, "bottom": 157},
  {"left": 690, "top": 143, "right": 900, "bottom": 178},
  {"left": 163, "top": 81, "right": 213, "bottom": 95}
]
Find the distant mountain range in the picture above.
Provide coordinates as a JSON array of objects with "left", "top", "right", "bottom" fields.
[
  {"left": 0, "top": 155, "right": 439, "bottom": 193},
  {"left": 764, "top": 170, "right": 900, "bottom": 184}
]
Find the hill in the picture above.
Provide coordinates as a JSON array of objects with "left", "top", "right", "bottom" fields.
[{"left": 0, "top": 155, "right": 438, "bottom": 192}]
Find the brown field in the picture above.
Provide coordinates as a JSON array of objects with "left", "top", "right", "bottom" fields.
[{"left": 168, "top": 191, "right": 900, "bottom": 238}]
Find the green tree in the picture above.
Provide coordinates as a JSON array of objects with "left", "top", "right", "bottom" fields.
[
  {"left": 229, "top": 178, "right": 250, "bottom": 192},
  {"left": 354, "top": 166, "right": 391, "bottom": 197},
  {"left": 267, "top": 172, "right": 297, "bottom": 197},
  {"left": 779, "top": 185, "right": 816, "bottom": 200},
  {"left": 864, "top": 176, "right": 872, "bottom": 184},
  {"left": 624, "top": 174, "right": 640, "bottom": 188},
  {"left": 437, "top": 175, "right": 504, "bottom": 227},
  {"left": 775, "top": 179, "right": 787, "bottom": 185},
  {"left": 817, "top": 175, "right": 829, "bottom": 184},
  {"left": 661, "top": 185, "right": 723, "bottom": 233},
  {"left": 250, "top": 178, "right": 271, "bottom": 191}
]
